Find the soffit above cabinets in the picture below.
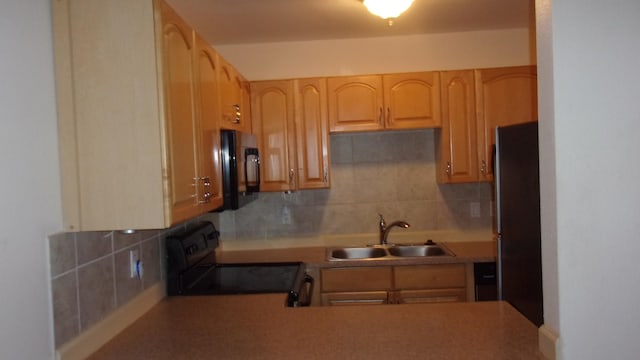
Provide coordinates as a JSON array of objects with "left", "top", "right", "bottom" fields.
[{"left": 165, "top": 0, "right": 534, "bottom": 46}]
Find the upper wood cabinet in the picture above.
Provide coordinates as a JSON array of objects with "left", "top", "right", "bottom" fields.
[
  {"left": 53, "top": 0, "right": 221, "bottom": 231},
  {"left": 437, "top": 66, "right": 538, "bottom": 184},
  {"left": 383, "top": 72, "right": 441, "bottom": 129},
  {"left": 193, "top": 33, "right": 223, "bottom": 212},
  {"left": 327, "top": 75, "right": 383, "bottom": 132},
  {"left": 294, "top": 78, "right": 330, "bottom": 189},
  {"left": 437, "top": 70, "right": 479, "bottom": 184},
  {"left": 475, "top": 66, "right": 538, "bottom": 181},
  {"left": 161, "top": 3, "right": 202, "bottom": 224},
  {"left": 251, "top": 80, "right": 297, "bottom": 192},
  {"left": 327, "top": 72, "right": 441, "bottom": 132},
  {"left": 218, "top": 57, "right": 250, "bottom": 133},
  {"left": 251, "top": 79, "right": 331, "bottom": 192}
]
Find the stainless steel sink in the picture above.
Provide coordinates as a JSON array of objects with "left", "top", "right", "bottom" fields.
[
  {"left": 327, "top": 243, "right": 455, "bottom": 261},
  {"left": 387, "top": 245, "right": 451, "bottom": 257},
  {"left": 329, "top": 247, "right": 388, "bottom": 259}
]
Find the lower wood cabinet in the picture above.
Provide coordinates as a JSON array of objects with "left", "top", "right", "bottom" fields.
[{"left": 320, "top": 264, "right": 467, "bottom": 306}]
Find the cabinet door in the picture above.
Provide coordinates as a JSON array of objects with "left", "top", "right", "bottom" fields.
[
  {"left": 475, "top": 66, "right": 538, "bottom": 181},
  {"left": 193, "top": 34, "right": 223, "bottom": 211},
  {"left": 394, "top": 264, "right": 466, "bottom": 290},
  {"left": 321, "top": 291, "right": 389, "bottom": 306},
  {"left": 437, "top": 70, "right": 478, "bottom": 183},
  {"left": 240, "top": 78, "right": 252, "bottom": 133},
  {"left": 161, "top": 2, "right": 201, "bottom": 224},
  {"left": 294, "top": 78, "right": 330, "bottom": 189},
  {"left": 218, "top": 57, "right": 245, "bottom": 131},
  {"left": 321, "top": 267, "right": 393, "bottom": 292},
  {"left": 251, "top": 80, "right": 297, "bottom": 192},
  {"left": 328, "top": 75, "right": 384, "bottom": 132},
  {"left": 394, "top": 289, "right": 467, "bottom": 304},
  {"left": 383, "top": 72, "right": 441, "bottom": 129}
]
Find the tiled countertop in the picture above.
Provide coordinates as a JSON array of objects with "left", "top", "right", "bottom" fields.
[{"left": 88, "top": 295, "right": 543, "bottom": 359}]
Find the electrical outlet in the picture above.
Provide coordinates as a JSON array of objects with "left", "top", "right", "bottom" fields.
[
  {"left": 129, "top": 249, "right": 140, "bottom": 279},
  {"left": 470, "top": 202, "right": 481, "bottom": 218}
]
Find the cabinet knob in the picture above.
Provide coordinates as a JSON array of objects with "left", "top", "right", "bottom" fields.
[
  {"left": 386, "top": 107, "right": 391, "bottom": 125},
  {"left": 446, "top": 161, "right": 451, "bottom": 176},
  {"left": 289, "top": 168, "right": 295, "bottom": 186},
  {"left": 481, "top": 160, "right": 487, "bottom": 175},
  {"left": 198, "top": 177, "right": 212, "bottom": 203},
  {"left": 324, "top": 169, "right": 328, "bottom": 183}
]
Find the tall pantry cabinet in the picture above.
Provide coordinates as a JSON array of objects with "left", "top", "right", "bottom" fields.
[{"left": 53, "top": 0, "right": 222, "bottom": 231}]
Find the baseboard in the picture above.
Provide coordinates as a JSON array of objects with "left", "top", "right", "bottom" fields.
[
  {"left": 56, "top": 283, "right": 166, "bottom": 360},
  {"left": 538, "top": 324, "right": 560, "bottom": 360}
]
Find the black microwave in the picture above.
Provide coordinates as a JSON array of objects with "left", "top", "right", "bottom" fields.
[{"left": 219, "top": 130, "right": 260, "bottom": 210}]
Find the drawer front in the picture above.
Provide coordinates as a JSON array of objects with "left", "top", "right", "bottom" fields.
[
  {"left": 394, "top": 289, "right": 466, "bottom": 304},
  {"left": 321, "top": 267, "right": 392, "bottom": 292},
  {"left": 321, "top": 291, "right": 389, "bottom": 306},
  {"left": 394, "top": 264, "right": 466, "bottom": 289}
]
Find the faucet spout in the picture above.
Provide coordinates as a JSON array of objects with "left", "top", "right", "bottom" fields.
[{"left": 378, "top": 214, "right": 410, "bottom": 245}]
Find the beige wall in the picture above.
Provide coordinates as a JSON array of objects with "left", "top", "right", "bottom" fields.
[{"left": 217, "top": 28, "right": 534, "bottom": 80}]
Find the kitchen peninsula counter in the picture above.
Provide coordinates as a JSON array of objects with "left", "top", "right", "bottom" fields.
[
  {"left": 86, "top": 241, "right": 542, "bottom": 359},
  {"left": 88, "top": 295, "right": 543, "bottom": 359}
]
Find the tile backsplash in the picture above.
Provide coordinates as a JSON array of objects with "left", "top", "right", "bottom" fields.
[
  {"left": 49, "top": 228, "right": 173, "bottom": 347},
  {"left": 219, "top": 130, "right": 494, "bottom": 243}
]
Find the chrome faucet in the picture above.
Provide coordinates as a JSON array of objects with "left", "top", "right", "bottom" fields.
[{"left": 379, "top": 214, "right": 410, "bottom": 245}]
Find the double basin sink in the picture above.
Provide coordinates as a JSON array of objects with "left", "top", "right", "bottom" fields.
[{"left": 327, "top": 242, "right": 455, "bottom": 261}]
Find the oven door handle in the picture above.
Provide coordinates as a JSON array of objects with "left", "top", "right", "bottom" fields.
[{"left": 299, "top": 274, "right": 315, "bottom": 307}]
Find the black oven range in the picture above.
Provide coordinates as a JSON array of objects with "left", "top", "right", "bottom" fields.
[{"left": 166, "top": 222, "right": 313, "bottom": 307}]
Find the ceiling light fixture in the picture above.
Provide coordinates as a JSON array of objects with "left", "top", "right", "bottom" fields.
[{"left": 363, "top": 0, "right": 415, "bottom": 25}]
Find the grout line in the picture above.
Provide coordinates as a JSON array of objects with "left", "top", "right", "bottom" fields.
[
  {"left": 110, "top": 231, "right": 117, "bottom": 308},
  {"left": 73, "top": 232, "right": 81, "bottom": 335}
]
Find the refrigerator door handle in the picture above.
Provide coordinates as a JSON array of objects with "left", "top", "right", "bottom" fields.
[{"left": 496, "top": 232, "right": 503, "bottom": 300}]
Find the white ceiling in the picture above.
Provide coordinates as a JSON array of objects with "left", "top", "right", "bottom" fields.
[{"left": 166, "top": 0, "right": 534, "bottom": 46}]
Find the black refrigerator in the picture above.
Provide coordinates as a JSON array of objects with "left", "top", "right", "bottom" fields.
[{"left": 495, "top": 122, "right": 544, "bottom": 327}]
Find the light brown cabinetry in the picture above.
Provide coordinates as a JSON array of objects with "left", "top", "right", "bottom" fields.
[
  {"left": 475, "top": 66, "right": 538, "bottom": 181},
  {"left": 320, "top": 267, "right": 393, "bottom": 306},
  {"left": 437, "top": 66, "right": 538, "bottom": 183},
  {"left": 294, "top": 78, "right": 330, "bottom": 189},
  {"left": 327, "top": 72, "right": 441, "bottom": 132},
  {"left": 251, "top": 80, "right": 297, "bottom": 192},
  {"left": 320, "top": 264, "right": 466, "bottom": 306},
  {"left": 53, "top": 0, "right": 221, "bottom": 230},
  {"left": 161, "top": 3, "right": 203, "bottom": 223},
  {"left": 437, "top": 70, "right": 479, "bottom": 183},
  {"left": 219, "top": 57, "right": 250, "bottom": 133},
  {"left": 193, "top": 33, "right": 223, "bottom": 211},
  {"left": 251, "top": 78, "right": 330, "bottom": 192},
  {"left": 393, "top": 264, "right": 467, "bottom": 304}
]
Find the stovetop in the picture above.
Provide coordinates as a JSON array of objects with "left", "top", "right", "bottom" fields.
[
  {"left": 185, "top": 262, "right": 305, "bottom": 295},
  {"left": 165, "top": 221, "right": 308, "bottom": 298}
]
